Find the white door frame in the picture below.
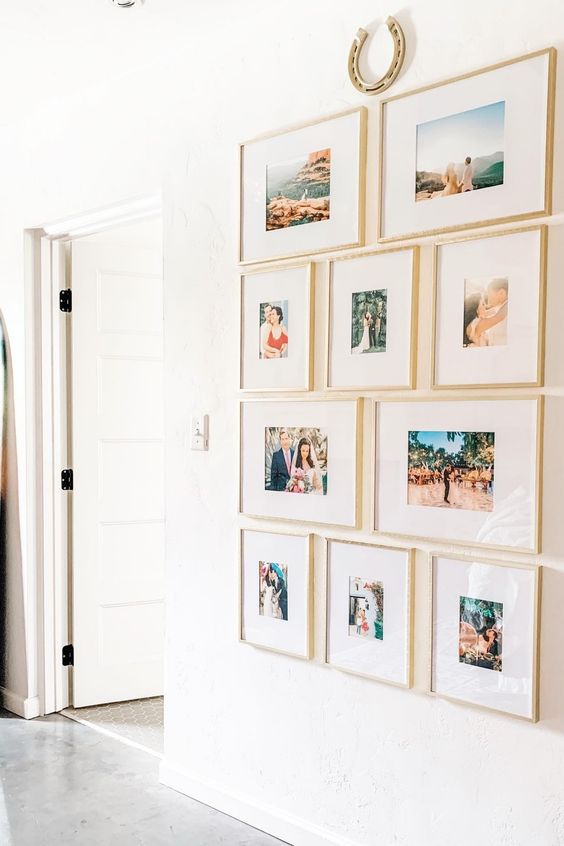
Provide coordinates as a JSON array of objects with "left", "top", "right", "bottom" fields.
[{"left": 34, "top": 194, "right": 162, "bottom": 716}]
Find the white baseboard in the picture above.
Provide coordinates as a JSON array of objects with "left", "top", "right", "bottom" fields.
[
  {"left": 0, "top": 687, "right": 40, "bottom": 719},
  {"left": 159, "top": 759, "right": 362, "bottom": 846}
]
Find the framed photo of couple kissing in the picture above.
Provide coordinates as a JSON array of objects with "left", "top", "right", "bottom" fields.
[{"left": 379, "top": 48, "right": 556, "bottom": 242}]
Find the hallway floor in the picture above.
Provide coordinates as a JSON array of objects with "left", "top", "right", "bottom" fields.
[
  {"left": 63, "top": 696, "right": 164, "bottom": 756},
  {"left": 0, "top": 709, "right": 286, "bottom": 845}
]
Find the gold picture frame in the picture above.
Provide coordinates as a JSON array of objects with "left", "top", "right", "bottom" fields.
[
  {"left": 323, "top": 537, "right": 414, "bottom": 689},
  {"left": 378, "top": 47, "right": 557, "bottom": 243},
  {"left": 428, "top": 551, "right": 542, "bottom": 722},
  {"left": 431, "top": 225, "right": 548, "bottom": 390},
  {"left": 239, "top": 106, "right": 367, "bottom": 265},
  {"left": 324, "top": 245, "right": 419, "bottom": 392}
]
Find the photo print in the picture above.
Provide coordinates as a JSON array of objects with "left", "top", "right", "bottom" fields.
[
  {"left": 348, "top": 577, "right": 384, "bottom": 641},
  {"left": 266, "top": 149, "right": 331, "bottom": 230},
  {"left": 459, "top": 595, "right": 503, "bottom": 672},
  {"left": 407, "top": 431, "right": 495, "bottom": 512},
  {"left": 258, "top": 561, "right": 288, "bottom": 621},
  {"left": 415, "top": 101, "right": 505, "bottom": 202},
  {"left": 463, "top": 277, "right": 508, "bottom": 348},
  {"left": 264, "top": 426, "right": 328, "bottom": 495},
  {"left": 351, "top": 289, "right": 387, "bottom": 355},
  {"left": 259, "top": 300, "right": 289, "bottom": 359}
]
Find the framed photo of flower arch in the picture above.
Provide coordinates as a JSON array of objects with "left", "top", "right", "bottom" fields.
[
  {"left": 239, "top": 107, "right": 366, "bottom": 264},
  {"left": 432, "top": 226, "right": 547, "bottom": 389},
  {"left": 326, "top": 246, "right": 418, "bottom": 391},
  {"left": 240, "top": 262, "right": 314, "bottom": 392},
  {"left": 325, "top": 539, "right": 413, "bottom": 687},
  {"left": 373, "top": 397, "right": 543, "bottom": 553},
  {"left": 430, "top": 553, "right": 541, "bottom": 721},
  {"left": 240, "top": 398, "right": 362, "bottom": 528},
  {"left": 239, "top": 529, "right": 313, "bottom": 659},
  {"left": 378, "top": 48, "right": 556, "bottom": 243}
]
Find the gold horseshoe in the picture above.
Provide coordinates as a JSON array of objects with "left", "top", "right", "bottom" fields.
[{"left": 348, "top": 16, "right": 406, "bottom": 95}]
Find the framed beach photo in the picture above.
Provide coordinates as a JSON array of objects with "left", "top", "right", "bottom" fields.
[
  {"left": 240, "top": 398, "right": 362, "bottom": 528},
  {"left": 432, "top": 226, "right": 547, "bottom": 389},
  {"left": 239, "top": 107, "right": 366, "bottom": 264},
  {"left": 325, "top": 539, "right": 413, "bottom": 687},
  {"left": 430, "top": 553, "right": 541, "bottom": 720},
  {"left": 239, "top": 529, "right": 313, "bottom": 659},
  {"left": 240, "top": 262, "right": 314, "bottom": 392},
  {"left": 326, "top": 247, "right": 418, "bottom": 391},
  {"left": 373, "top": 398, "right": 542, "bottom": 552},
  {"left": 379, "top": 49, "right": 556, "bottom": 242}
]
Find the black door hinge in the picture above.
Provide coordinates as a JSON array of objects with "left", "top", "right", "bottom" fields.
[
  {"left": 62, "top": 644, "right": 74, "bottom": 666},
  {"left": 59, "top": 289, "right": 72, "bottom": 312},
  {"left": 61, "top": 469, "right": 74, "bottom": 490}
]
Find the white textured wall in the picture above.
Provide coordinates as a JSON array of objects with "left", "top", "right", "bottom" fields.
[{"left": 2, "top": 1, "right": 564, "bottom": 843}]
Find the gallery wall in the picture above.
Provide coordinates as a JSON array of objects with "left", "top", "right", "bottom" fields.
[{"left": 1, "top": 1, "right": 564, "bottom": 843}]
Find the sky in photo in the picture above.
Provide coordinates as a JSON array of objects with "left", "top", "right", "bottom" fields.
[{"left": 416, "top": 100, "right": 505, "bottom": 172}]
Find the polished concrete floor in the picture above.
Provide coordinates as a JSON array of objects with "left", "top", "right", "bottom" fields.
[{"left": 0, "top": 709, "right": 286, "bottom": 845}]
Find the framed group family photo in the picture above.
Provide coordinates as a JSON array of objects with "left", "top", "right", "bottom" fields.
[
  {"left": 430, "top": 553, "right": 541, "bottom": 720},
  {"left": 373, "top": 397, "right": 543, "bottom": 553},
  {"left": 432, "top": 226, "right": 547, "bottom": 389},
  {"left": 326, "top": 246, "right": 418, "bottom": 391},
  {"left": 325, "top": 539, "right": 413, "bottom": 687},
  {"left": 239, "top": 107, "right": 366, "bottom": 264},
  {"left": 239, "top": 529, "right": 313, "bottom": 659},
  {"left": 240, "top": 398, "right": 362, "bottom": 528},
  {"left": 379, "top": 48, "right": 556, "bottom": 242},
  {"left": 240, "top": 262, "right": 314, "bottom": 392}
]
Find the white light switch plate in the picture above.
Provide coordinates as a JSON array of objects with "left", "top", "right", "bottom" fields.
[{"left": 191, "top": 415, "right": 209, "bottom": 450}]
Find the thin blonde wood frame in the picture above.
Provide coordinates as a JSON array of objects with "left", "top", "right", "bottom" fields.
[
  {"left": 323, "top": 537, "right": 414, "bottom": 689},
  {"left": 239, "top": 397, "right": 364, "bottom": 530},
  {"left": 324, "top": 245, "right": 420, "bottom": 391},
  {"left": 369, "top": 395, "right": 544, "bottom": 554},
  {"left": 430, "top": 225, "right": 548, "bottom": 390},
  {"left": 238, "top": 528, "right": 314, "bottom": 660},
  {"left": 239, "top": 261, "right": 315, "bottom": 393},
  {"left": 427, "top": 551, "right": 542, "bottom": 722},
  {"left": 239, "top": 106, "right": 367, "bottom": 265},
  {"left": 377, "top": 47, "right": 557, "bottom": 244}
]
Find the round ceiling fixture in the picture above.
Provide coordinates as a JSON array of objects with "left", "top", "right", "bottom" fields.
[{"left": 110, "top": 0, "right": 142, "bottom": 7}]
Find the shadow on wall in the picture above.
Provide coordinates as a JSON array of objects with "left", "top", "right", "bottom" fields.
[{"left": 0, "top": 311, "right": 28, "bottom": 706}]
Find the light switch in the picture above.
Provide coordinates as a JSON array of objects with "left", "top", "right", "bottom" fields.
[{"left": 191, "top": 415, "right": 209, "bottom": 451}]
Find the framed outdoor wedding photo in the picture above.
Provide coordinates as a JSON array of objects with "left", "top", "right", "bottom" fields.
[
  {"left": 325, "top": 246, "right": 419, "bottom": 391},
  {"left": 240, "top": 398, "right": 362, "bottom": 528},
  {"left": 432, "top": 226, "right": 547, "bottom": 389},
  {"left": 240, "top": 262, "right": 314, "bottom": 392},
  {"left": 239, "top": 529, "right": 313, "bottom": 659},
  {"left": 430, "top": 553, "right": 541, "bottom": 721},
  {"left": 373, "top": 397, "right": 543, "bottom": 553},
  {"left": 325, "top": 539, "right": 413, "bottom": 688},
  {"left": 239, "top": 107, "right": 367, "bottom": 264},
  {"left": 378, "top": 48, "right": 556, "bottom": 243}
]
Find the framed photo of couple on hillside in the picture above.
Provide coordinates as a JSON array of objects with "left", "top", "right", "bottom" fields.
[
  {"left": 378, "top": 49, "right": 556, "bottom": 242},
  {"left": 373, "top": 398, "right": 542, "bottom": 552},
  {"left": 240, "top": 398, "right": 361, "bottom": 528},
  {"left": 326, "top": 246, "right": 418, "bottom": 391},
  {"left": 240, "top": 262, "right": 313, "bottom": 392},
  {"left": 430, "top": 553, "right": 541, "bottom": 720},
  {"left": 432, "top": 226, "right": 547, "bottom": 389},
  {"left": 324, "top": 539, "right": 413, "bottom": 687},
  {"left": 239, "top": 107, "right": 366, "bottom": 264},
  {"left": 239, "top": 529, "right": 312, "bottom": 659}
]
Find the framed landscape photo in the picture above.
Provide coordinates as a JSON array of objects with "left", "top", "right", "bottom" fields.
[
  {"left": 432, "top": 226, "right": 547, "bottom": 388},
  {"left": 239, "top": 107, "right": 366, "bottom": 264},
  {"left": 240, "top": 398, "right": 362, "bottom": 528},
  {"left": 373, "top": 398, "right": 542, "bottom": 552},
  {"left": 326, "top": 247, "right": 418, "bottom": 391},
  {"left": 325, "top": 539, "right": 413, "bottom": 687},
  {"left": 239, "top": 529, "right": 312, "bottom": 659},
  {"left": 430, "top": 553, "right": 541, "bottom": 720},
  {"left": 240, "top": 262, "right": 313, "bottom": 392},
  {"left": 379, "top": 48, "right": 556, "bottom": 242}
]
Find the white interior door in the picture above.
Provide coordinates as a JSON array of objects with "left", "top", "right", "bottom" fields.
[{"left": 71, "top": 221, "right": 165, "bottom": 707}]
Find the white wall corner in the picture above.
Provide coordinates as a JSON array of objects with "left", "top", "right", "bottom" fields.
[{"left": 1, "top": 687, "right": 40, "bottom": 720}]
